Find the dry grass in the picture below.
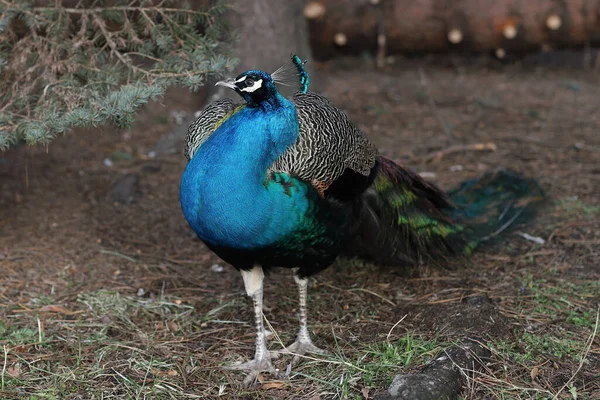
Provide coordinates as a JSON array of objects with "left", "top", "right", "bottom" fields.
[{"left": 1, "top": 57, "right": 599, "bottom": 399}]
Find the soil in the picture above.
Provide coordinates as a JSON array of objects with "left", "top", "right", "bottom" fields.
[{"left": 1, "top": 56, "right": 599, "bottom": 399}]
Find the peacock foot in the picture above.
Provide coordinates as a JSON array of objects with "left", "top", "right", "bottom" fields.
[
  {"left": 224, "top": 357, "right": 279, "bottom": 387},
  {"left": 271, "top": 339, "right": 327, "bottom": 361}
]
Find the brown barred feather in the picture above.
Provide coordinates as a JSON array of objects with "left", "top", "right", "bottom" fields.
[
  {"left": 184, "top": 98, "right": 240, "bottom": 161},
  {"left": 184, "top": 92, "right": 378, "bottom": 192}
]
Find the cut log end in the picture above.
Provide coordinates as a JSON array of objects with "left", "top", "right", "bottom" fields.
[
  {"left": 503, "top": 24, "right": 518, "bottom": 39},
  {"left": 546, "top": 15, "right": 562, "bottom": 30},
  {"left": 447, "top": 29, "right": 463, "bottom": 44},
  {"left": 304, "top": 1, "right": 326, "bottom": 20},
  {"left": 334, "top": 32, "right": 348, "bottom": 46},
  {"left": 310, "top": 0, "right": 600, "bottom": 60}
]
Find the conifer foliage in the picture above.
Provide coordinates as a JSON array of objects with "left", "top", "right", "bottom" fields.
[{"left": 0, "top": 0, "right": 236, "bottom": 150}]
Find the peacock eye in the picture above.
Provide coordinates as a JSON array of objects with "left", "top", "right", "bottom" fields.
[{"left": 245, "top": 78, "right": 254, "bottom": 86}]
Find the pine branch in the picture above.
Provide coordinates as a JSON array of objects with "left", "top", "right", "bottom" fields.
[{"left": 0, "top": 0, "right": 237, "bottom": 150}]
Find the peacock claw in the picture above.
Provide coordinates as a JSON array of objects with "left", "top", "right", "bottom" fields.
[
  {"left": 271, "top": 339, "right": 327, "bottom": 361},
  {"left": 224, "top": 357, "right": 279, "bottom": 387}
]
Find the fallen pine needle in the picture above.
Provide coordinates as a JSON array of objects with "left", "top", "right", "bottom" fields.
[
  {"left": 422, "top": 143, "right": 497, "bottom": 163},
  {"left": 386, "top": 314, "right": 408, "bottom": 343},
  {"left": 517, "top": 232, "right": 546, "bottom": 245},
  {"left": 348, "top": 288, "right": 396, "bottom": 306},
  {"left": 1, "top": 345, "right": 7, "bottom": 391},
  {"left": 99, "top": 249, "right": 137, "bottom": 263}
]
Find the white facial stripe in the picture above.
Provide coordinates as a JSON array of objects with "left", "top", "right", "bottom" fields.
[
  {"left": 234, "top": 76, "right": 247, "bottom": 83},
  {"left": 240, "top": 78, "right": 263, "bottom": 93}
]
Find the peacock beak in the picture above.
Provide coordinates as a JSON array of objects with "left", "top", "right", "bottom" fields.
[{"left": 215, "top": 78, "right": 237, "bottom": 90}]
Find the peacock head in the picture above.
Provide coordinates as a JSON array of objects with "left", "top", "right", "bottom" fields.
[{"left": 215, "top": 70, "right": 278, "bottom": 107}]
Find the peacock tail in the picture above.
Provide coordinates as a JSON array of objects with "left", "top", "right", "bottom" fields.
[
  {"left": 447, "top": 168, "right": 546, "bottom": 251},
  {"left": 348, "top": 157, "right": 546, "bottom": 265}
]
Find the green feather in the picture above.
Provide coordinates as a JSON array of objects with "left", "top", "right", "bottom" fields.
[{"left": 349, "top": 158, "right": 545, "bottom": 265}]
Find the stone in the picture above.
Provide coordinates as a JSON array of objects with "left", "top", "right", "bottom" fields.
[
  {"left": 375, "top": 338, "right": 490, "bottom": 400},
  {"left": 109, "top": 174, "right": 139, "bottom": 204}
]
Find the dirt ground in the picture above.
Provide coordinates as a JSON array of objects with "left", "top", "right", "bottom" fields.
[{"left": 1, "top": 56, "right": 599, "bottom": 399}]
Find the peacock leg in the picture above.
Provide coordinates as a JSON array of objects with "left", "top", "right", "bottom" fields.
[
  {"left": 224, "top": 266, "right": 277, "bottom": 386},
  {"left": 271, "top": 272, "right": 325, "bottom": 361}
]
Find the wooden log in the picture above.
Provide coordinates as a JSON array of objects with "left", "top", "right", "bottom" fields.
[{"left": 306, "top": 0, "right": 600, "bottom": 59}]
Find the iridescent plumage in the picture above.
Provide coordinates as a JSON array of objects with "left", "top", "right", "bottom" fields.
[{"left": 179, "top": 55, "right": 544, "bottom": 384}]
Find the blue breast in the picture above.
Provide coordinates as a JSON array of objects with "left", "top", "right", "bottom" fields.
[{"left": 179, "top": 98, "right": 310, "bottom": 250}]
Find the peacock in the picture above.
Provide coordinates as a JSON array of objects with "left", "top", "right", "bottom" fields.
[{"left": 179, "top": 55, "right": 544, "bottom": 384}]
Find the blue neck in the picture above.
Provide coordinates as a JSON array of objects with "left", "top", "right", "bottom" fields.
[
  {"left": 180, "top": 93, "right": 306, "bottom": 249},
  {"left": 243, "top": 86, "right": 284, "bottom": 110}
]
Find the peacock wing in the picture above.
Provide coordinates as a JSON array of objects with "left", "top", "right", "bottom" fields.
[
  {"left": 270, "top": 91, "right": 379, "bottom": 198},
  {"left": 184, "top": 98, "right": 244, "bottom": 161}
]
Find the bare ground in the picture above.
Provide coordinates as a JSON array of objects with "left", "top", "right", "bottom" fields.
[{"left": 1, "top": 57, "right": 599, "bottom": 399}]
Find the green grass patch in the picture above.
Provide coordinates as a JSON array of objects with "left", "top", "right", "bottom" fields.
[
  {"left": 79, "top": 290, "right": 195, "bottom": 321},
  {"left": 519, "top": 276, "right": 599, "bottom": 329},
  {"left": 0, "top": 290, "right": 202, "bottom": 399},
  {"left": 492, "top": 333, "right": 583, "bottom": 365},
  {"left": 555, "top": 197, "right": 600, "bottom": 219},
  {"left": 291, "top": 333, "right": 442, "bottom": 399}
]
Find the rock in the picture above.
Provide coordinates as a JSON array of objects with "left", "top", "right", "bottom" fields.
[
  {"left": 141, "top": 161, "right": 162, "bottom": 174},
  {"left": 463, "top": 294, "right": 490, "bottom": 307},
  {"left": 375, "top": 338, "right": 490, "bottom": 400},
  {"left": 109, "top": 150, "right": 133, "bottom": 162},
  {"left": 148, "top": 132, "right": 179, "bottom": 157},
  {"left": 149, "top": 120, "right": 192, "bottom": 157},
  {"left": 170, "top": 110, "right": 189, "bottom": 125},
  {"left": 109, "top": 174, "right": 139, "bottom": 204},
  {"left": 210, "top": 264, "right": 225, "bottom": 273}
]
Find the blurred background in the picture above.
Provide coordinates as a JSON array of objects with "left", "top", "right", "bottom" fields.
[{"left": 1, "top": 1, "right": 599, "bottom": 399}]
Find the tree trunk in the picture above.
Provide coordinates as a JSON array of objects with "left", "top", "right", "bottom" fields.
[
  {"left": 226, "top": 0, "right": 316, "bottom": 92},
  {"left": 306, "top": 0, "right": 600, "bottom": 59}
]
